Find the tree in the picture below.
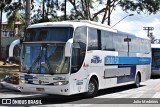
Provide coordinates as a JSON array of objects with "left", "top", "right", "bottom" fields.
[
  {"left": 119, "top": 0, "right": 160, "bottom": 14},
  {"left": 148, "top": 32, "right": 157, "bottom": 44},
  {"left": 0, "top": 0, "right": 12, "bottom": 9},
  {"left": 4, "top": 1, "right": 24, "bottom": 35},
  {"left": 31, "top": 0, "right": 64, "bottom": 24},
  {"left": 49, "top": 16, "right": 64, "bottom": 22},
  {"left": 68, "top": 0, "right": 160, "bottom": 24},
  {"left": 0, "top": 0, "right": 12, "bottom": 59}
]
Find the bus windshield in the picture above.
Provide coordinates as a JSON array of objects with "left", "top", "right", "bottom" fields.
[
  {"left": 20, "top": 43, "right": 70, "bottom": 74},
  {"left": 152, "top": 48, "right": 160, "bottom": 68}
]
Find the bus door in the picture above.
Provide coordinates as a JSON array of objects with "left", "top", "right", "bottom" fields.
[{"left": 70, "top": 42, "right": 87, "bottom": 94}]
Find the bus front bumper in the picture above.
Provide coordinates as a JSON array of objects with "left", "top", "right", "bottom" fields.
[{"left": 19, "top": 83, "right": 70, "bottom": 95}]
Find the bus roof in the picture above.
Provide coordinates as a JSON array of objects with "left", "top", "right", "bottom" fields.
[
  {"left": 27, "top": 20, "right": 140, "bottom": 38},
  {"left": 27, "top": 20, "right": 116, "bottom": 32},
  {"left": 117, "top": 30, "right": 136, "bottom": 37},
  {"left": 151, "top": 44, "right": 160, "bottom": 48}
]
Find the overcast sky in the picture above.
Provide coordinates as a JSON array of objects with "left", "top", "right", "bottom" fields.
[
  {"left": 2, "top": 5, "right": 160, "bottom": 39},
  {"left": 110, "top": 7, "right": 160, "bottom": 39}
]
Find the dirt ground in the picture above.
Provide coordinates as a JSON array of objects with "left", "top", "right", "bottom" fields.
[
  {"left": 0, "top": 61, "right": 19, "bottom": 79},
  {"left": 0, "top": 61, "right": 19, "bottom": 67}
]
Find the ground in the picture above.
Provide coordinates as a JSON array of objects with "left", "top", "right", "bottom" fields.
[{"left": 0, "top": 61, "right": 19, "bottom": 79}]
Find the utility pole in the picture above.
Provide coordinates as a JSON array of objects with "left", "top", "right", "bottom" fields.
[
  {"left": 0, "top": 6, "right": 2, "bottom": 60},
  {"left": 143, "top": 27, "right": 154, "bottom": 37},
  {"left": 42, "top": 0, "right": 45, "bottom": 21},
  {"left": 124, "top": 38, "right": 131, "bottom": 56},
  {"left": 107, "top": 0, "right": 111, "bottom": 25},
  {"left": 64, "top": 0, "right": 66, "bottom": 20}
]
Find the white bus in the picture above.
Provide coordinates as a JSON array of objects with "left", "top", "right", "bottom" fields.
[
  {"left": 151, "top": 44, "right": 160, "bottom": 76},
  {"left": 19, "top": 20, "right": 151, "bottom": 97}
]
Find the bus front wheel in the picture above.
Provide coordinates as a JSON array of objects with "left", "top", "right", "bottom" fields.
[
  {"left": 85, "top": 78, "right": 98, "bottom": 98},
  {"left": 134, "top": 73, "right": 141, "bottom": 88}
]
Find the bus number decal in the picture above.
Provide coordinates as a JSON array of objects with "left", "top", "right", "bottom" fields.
[
  {"left": 106, "top": 56, "right": 119, "bottom": 64},
  {"left": 105, "top": 56, "right": 151, "bottom": 65}
]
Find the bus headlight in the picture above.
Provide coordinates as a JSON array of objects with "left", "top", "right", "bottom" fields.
[
  {"left": 19, "top": 80, "right": 25, "bottom": 83},
  {"left": 53, "top": 81, "right": 69, "bottom": 85}
]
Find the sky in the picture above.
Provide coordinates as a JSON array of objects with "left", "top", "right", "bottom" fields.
[
  {"left": 2, "top": 4, "right": 160, "bottom": 39},
  {"left": 110, "top": 7, "right": 160, "bottom": 39}
]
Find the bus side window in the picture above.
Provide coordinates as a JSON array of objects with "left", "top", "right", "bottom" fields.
[{"left": 88, "top": 28, "right": 98, "bottom": 50}]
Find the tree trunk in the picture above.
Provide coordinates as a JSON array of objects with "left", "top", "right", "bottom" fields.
[{"left": 26, "top": 0, "right": 31, "bottom": 28}]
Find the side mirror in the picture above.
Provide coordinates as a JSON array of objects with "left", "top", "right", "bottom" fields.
[
  {"left": 72, "top": 42, "right": 80, "bottom": 49},
  {"left": 20, "top": 37, "right": 24, "bottom": 44},
  {"left": 20, "top": 32, "right": 25, "bottom": 44},
  {"left": 9, "top": 39, "right": 20, "bottom": 57},
  {"left": 65, "top": 39, "right": 73, "bottom": 57}
]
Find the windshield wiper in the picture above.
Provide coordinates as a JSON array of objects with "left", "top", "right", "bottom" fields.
[
  {"left": 28, "top": 53, "right": 41, "bottom": 74},
  {"left": 28, "top": 45, "right": 44, "bottom": 74},
  {"left": 28, "top": 44, "right": 54, "bottom": 75}
]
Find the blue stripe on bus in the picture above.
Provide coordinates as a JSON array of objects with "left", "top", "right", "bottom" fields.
[
  {"left": 117, "top": 65, "right": 136, "bottom": 84},
  {"left": 105, "top": 56, "right": 151, "bottom": 65}
]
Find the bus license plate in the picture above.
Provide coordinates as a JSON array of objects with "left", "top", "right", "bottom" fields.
[{"left": 36, "top": 88, "right": 45, "bottom": 92}]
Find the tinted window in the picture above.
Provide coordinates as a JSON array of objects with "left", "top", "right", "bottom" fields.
[
  {"left": 71, "top": 27, "right": 87, "bottom": 73},
  {"left": 74, "top": 27, "right": 87, "bottom": 44},
  {"left": 129, "top": 37, "right": 150, "bottom": 53},
  {"left": 71, "top": 47, "right": 80, "bottom": 73},
  {"left": 152, "top": 48, "right": 160, "bottom": 68},
  {"left": 88, "top": 28, "right": 98, "bottom": 50},
  {"left": 101, "top": 30, "right": 113, "bottom": 50},
  {"left": 113, "top": 33, "right": 128, "bottom": 52},
  {"left": 139, "top": 39, "right": 150, "bottom": 53},
  {"left": 129, "top": 37, "right": 140, "bottom": 53},
  {"left": 74, "top": 27, "right": 87, "bottom": 56},
  {"left": 26, "top": 27, "right": 73, "bottom": 42}
]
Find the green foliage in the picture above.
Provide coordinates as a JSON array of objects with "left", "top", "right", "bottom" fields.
[
  {"left": 2, "top": 0, "right": 160, "bottom": 25},
  {"left": 0, "top": 0, "right": 12, "bottom": 9},
  {"left": 68, "top": 0, "right": 96, "bottom": 20},
  {"left": 119, "top": 0, "right": 160, "bottom": 14},
  {"left": 4, "top": 1, "right": 24, "bottom": 31},
  {"left": 49, "top": 16, "right": 64, "bottom": 22},
  {"left": 31, "top": 0, "right": 63, "bottom": 24},
  {"left": 68, "top": 0, "right": 160, "bottom": 24}
]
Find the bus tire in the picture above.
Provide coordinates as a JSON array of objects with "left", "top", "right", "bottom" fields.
[
  {"left": 134, "top": 73, "right": 141, "bottom": 88},
  {"left": 85, "top": 78, "right": 98, "bottom": 98}
]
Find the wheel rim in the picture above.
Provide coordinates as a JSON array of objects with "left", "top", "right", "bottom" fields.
[{"left": 88, "top": 82, "right": 95, "bottom": 94}]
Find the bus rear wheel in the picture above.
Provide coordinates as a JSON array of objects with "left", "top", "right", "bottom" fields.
[
  {"left": 134, "top": 73, "right": 141, "bottom": 88},
  {"left": 85, "top": 78, "right": 98, "bottom": 98}
]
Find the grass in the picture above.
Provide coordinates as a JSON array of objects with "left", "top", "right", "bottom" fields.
[{"left": 0, "top": 68, "right": 19, "bottom": 74}]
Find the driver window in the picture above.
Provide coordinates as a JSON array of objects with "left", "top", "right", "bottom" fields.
[{"left": 71, "top": 47, "right": 80, "bottom": 73}]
